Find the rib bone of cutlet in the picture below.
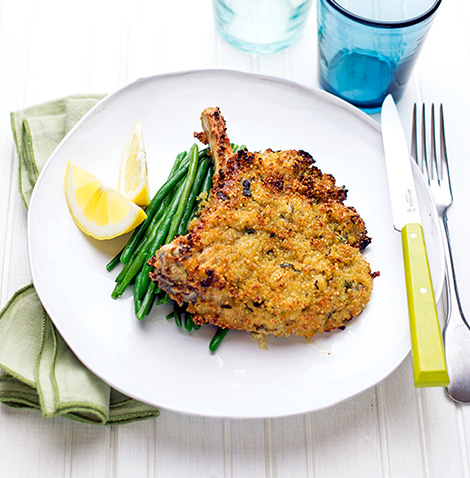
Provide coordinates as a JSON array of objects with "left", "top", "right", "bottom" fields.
[{"left": 200, "top": 107, "right": 233, "bottom": 173}]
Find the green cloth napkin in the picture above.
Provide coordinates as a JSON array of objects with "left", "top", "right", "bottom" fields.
[
  {"left": 1, "top": 96, "right": 160, "bottom": 425},
  {"left": 11, "top": 94, "right": 106, "bottom": 208}
]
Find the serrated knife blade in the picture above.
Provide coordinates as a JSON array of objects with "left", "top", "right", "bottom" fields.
[{"left": 381, "top": 95, "right": 448, "bottom": 387}]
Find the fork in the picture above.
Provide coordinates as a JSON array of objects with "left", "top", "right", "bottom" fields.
[{"left": 411, "top": 104, "right": 470, "bottom": 403}]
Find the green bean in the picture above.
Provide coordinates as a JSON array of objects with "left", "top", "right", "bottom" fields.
[
  {"left": 136, "top": 281, "right": 157, "bottom": 320},
  {"left": 144, "top": 150, "right": 207, "bottom": 239},
  {"left": 134, "top": 265, "right": 155, "bottom": 301},
  {"left": 111, "top": 208, "right": 171, "bottom": 298},
  {"left": 114, "top": 169, "right": 191, "bottom": 299},
  {"left": 106, "top": 247, "right": 123, "bottom": 271},
  {"left": 197, "top": 148, "right": 209, "bottom": 160},
  {"left": 140, "top": 151, "right": 187, "bottom": 236},
  {"left": 164, "top": 162, "right": 215, "bottom": 328},
  {"left": 120, "top": 148, "right": 209, "bottom": 265},
  {"left": 181, "top": 166, "right": 214, "bottom": 225},
  {"left": 115, "top": 239, "right": 145, "bottom": 283},
  {"left": 119, "top": 154, "right": 191, "bottom": 264},
  {"left": 174, "top": 306, "right": 182, "bottom": 328},
  {"left": 134, "top": 145, "right": 199, "bottom": 299},
  {"left": 184, "top": 312, "right": 195, "bottom": 332},
  {"left": 133, "top": 268, "right": 147, "bottom": 300},
  {"left": 209, "top": 327, "right": 229, "bottom": 353},
  {"left": 111, "top": 238, "right": 153, "bottom": 298},
  {"left": 143, "top": 190, "right": 174, "bottom": 239},
  {"left": 132, "top": 175, "right": 189, "bottom": 300},
  {"left": 113, "top": 151, "right": 185, "bottom": 276},
  {"left": 171, "top": 151, "right": 187, "bottom": 174},
  {"left": 156, "top": 289, "right": 170, "bottom": 306},
  {"left": 200, "top": 164, "right": 214, "bottom": 196},
  {"left": 133, "top": 286, "right": 142, "bottom": 316},
  {"left": 164, "top": 144, "right": 199, "bottom": 243},
  {"left": 176, "top": 156, "right": 211, "bottom": 236},
  {"left": 115, "top": 199, "right": 171, "bottom": 285},
  {"left": 187, "top": 163, "right": 214, "bottom": 225},
  {"left": 131, "top": 178, "right": 183, "bottom": 294},
  {"left": 133, "top": 145, "right": 200, "bottom": 300},
  {"left": 231, "top": 143, "right": 246, "bottom": 154}
]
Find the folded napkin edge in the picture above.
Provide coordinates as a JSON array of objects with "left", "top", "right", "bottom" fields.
[
  {"left": 0, "top": 392, "right": 40, "bottom": 410},
  {"left": 4, "top": 95, "right": 160, "bottom": 426}
]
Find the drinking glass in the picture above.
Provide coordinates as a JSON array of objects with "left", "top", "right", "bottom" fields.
[
  {"left": 214, "top": 0, "right": 313, "bottom": 54},
  {"left": 317, "top": 0, "right": 442, "bottom": 112}
]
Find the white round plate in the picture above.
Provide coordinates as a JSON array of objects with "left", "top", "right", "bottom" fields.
[{"left": 28, "top": 70, "right": 445, "bottom": 418}]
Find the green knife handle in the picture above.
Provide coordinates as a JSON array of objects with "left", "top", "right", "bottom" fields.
[{"left": 402, "top": 223, "right": 449, "bottom": 387}]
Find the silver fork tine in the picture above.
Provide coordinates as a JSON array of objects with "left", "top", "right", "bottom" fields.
[
  {"left": 421, "top": 104, "right": 431, "bottom": 182},
  {"left": 439, "top": 105, "right": 453, "bottom": 200},
  {"left": 411, "top": 104, "right": 418, "bottom": 166},
  {"left": 411, "top": 104, "right": 427, "bottom": 176},
  {"left": 430, "top": 104, "right": 438, "bottom": 182}
]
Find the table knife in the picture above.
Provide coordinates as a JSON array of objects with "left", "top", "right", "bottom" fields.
[{"left": 381, "top": 94, "right": 449, "bottom": 387}]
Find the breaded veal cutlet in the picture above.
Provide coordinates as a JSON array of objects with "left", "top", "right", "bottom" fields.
[{"left": 148, "top": 107, "right": 376, "bottom": 346}]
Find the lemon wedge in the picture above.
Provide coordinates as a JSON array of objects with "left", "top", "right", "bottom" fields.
[
  {"left": 118, "top": 122, "right": 150, "bottom": 207},
  {"left": 64, "top": 161, "right": 147, "bottom": 240}
]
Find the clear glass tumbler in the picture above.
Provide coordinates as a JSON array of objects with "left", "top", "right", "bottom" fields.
[
  {"left": 214, "top": 0, "right": 313, "bottom": 54},
  {"left": 317, "top": 0, "right": 442, "bottom": 112}
]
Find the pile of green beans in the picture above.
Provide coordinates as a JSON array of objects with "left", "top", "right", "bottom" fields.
[{"left": 107, "top": 142, "right": 244, "bottom": 352}]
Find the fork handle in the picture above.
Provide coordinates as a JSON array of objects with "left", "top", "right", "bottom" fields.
[
  {"left": 441, "top": 213, "right": 470, "bottom": 330},
  {"left": 402, "top": 223, "right": 449, "bottom": 387},
  {"left": 441, "top": 213, "right": 470, "bottom": 402}
]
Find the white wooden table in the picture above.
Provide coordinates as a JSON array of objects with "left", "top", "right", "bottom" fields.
[{"left": 1, "top": 0, "right": 470, "bottom": 476}]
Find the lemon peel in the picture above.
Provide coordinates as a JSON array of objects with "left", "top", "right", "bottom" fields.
[
  {"left": 64, "top": 161, "right": 146, "bottom": 240},
  {"left": 118, "top": 122, "right": 150, "bottom": 207}
]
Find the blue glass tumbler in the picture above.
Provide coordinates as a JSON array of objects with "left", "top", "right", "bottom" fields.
[{"left": 317, "top": 0, "right": 442, "bottom": 112}]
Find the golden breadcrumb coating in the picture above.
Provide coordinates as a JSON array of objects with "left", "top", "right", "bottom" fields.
[{"left": 149, "top": 107, "right": 375, "bottom": 340}]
